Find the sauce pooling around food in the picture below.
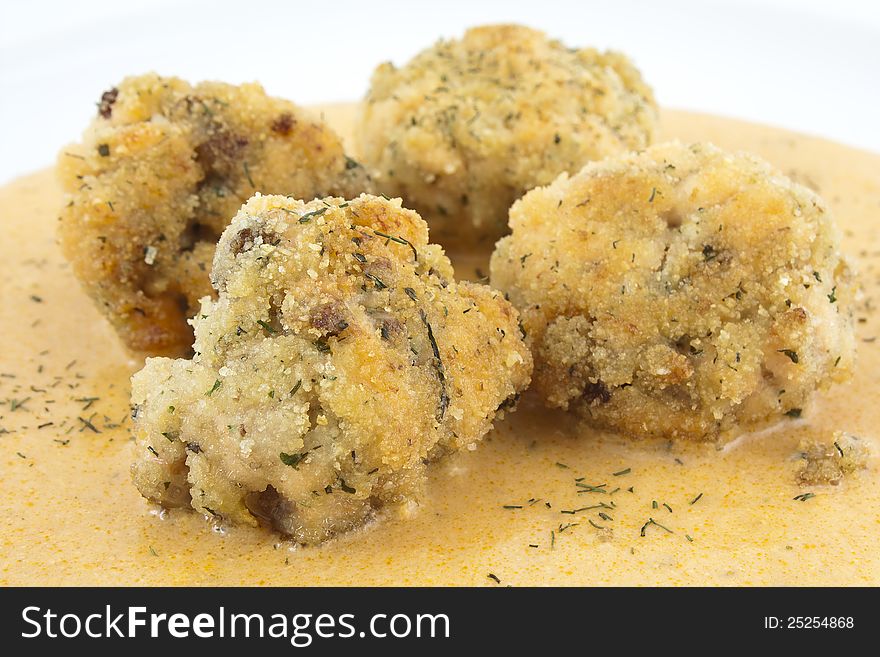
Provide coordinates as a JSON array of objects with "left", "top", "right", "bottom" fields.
[{"left": 0, "top": 106, "right": 878, "bottom": 585}]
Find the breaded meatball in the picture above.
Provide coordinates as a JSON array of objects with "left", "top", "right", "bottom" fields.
[
  {"left": 58, "top": 73, "right": 370, "bottom": 355},
  {"left": 130, "top": 193, "right": 532, "bottom": 543},
  {"left": 356, "top": 24, "right": 657, "bottom": 241},
  {"left": 490, "top": 141, "right": 856, "bottom": 440}
]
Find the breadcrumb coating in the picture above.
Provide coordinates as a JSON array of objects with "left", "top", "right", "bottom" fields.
[
  {"left": 130, "top": 193, "right": 532, "bottom": 543},
  {"left": 356, "top": 24, "right": 657, "bottom": 241},
  {"left": 58, "top": 73, "right": 370, "bottom": 355},
  {"left": 796, "top": 432, "right": 870, "bottom": 486},
  {"left": 491, "top": 141, "right": 856, "bottom": 440}
]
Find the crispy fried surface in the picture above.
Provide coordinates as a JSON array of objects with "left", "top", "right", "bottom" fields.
[
  {"left": 356, "top": 24, "right": 657, "bottom": 241},
  {"left": 796, "top": 432, "right": 870, "bottom": 486},
  {"left": 131, "top": 194, "right": 532, "bottom": 543},
  {"left": 58, "top": 74, "right": 370, "bottom": 356},
  {"left": 491, "top": 141, "right": 856, "bottom": 440}
]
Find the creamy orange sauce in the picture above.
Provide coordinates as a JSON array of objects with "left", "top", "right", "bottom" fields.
[{"left": 1, "top": 106, "right": 878, "bottom": 586}]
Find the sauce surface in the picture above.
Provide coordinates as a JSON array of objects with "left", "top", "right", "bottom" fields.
[{"left": 1, "top": 106, "right": 878, "bottom": 586}]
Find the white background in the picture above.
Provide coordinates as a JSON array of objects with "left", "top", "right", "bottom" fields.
[{"left": 1, "top": 0, "right": 878, "bottom": 184}]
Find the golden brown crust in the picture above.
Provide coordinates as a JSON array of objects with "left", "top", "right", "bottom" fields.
[
  {"left": 131, "top": 193, "right": 532, "bottom": 543},
  {"left": 491, "top": 141, "right": 856, "bottom": 440},
  {"left": 356, "top": 24, "right": 658, "bottom": 241},
  {"left": 58, "top": 73, "right": 371, "bottom": 356}
]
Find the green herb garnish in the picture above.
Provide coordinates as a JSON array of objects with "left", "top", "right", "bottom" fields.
[
  {"left": 777, "top": 349, "right": 799, "bottom": 364},
  {"left": 365, "top": 273, "right": 387, "bottom": 290},
  {"left": 77, "top": 416, "right": 100, "bottom": 433},
  {"left": 576, "top": 482, "right": 608, "bottom": 494},
  {"left": 640, "top": 517, "right": 674, "bottom": 536},
  {"left": 702, "top": 244, "right": 717, "bottom": 261},
  {"left": 280, "top": 445, "right": 322, "bottom": 469},
  {"left": 374, "top": 230, "right": 418, "bottom": 261},
  {"left": 299, "top": 207, "right": 328, "bottom": 223},
  {"left": 420, "top": 309, "right": 448, "bottom": 421},
  {"left": 256, "top": 319, "right": 276, "bottom": 333}
]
